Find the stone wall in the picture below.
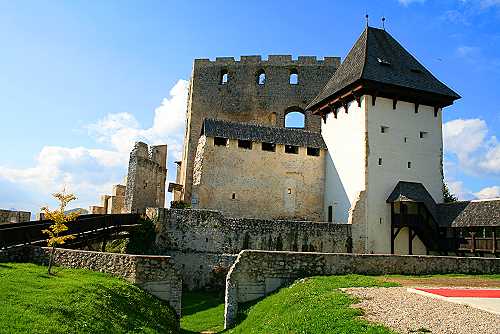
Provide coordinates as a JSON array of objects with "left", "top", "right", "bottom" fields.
[
  {"left": 1, "top": 246, "right": 182, "bottom": 316},
  {"left": 191, "top": 136, "right": 326, "bottom": 221},
  {"left": 151, "top": 208, "right": 351, "bottom": 254},
  {"left": 125, "top": 142, "right": 168, "bottom": 213},
  {"left": 224, "top": 250, "right": 500, "bottom": 328},
  {"left": 0, "top": 209, "right": 30, "bottom": 224},
  {"left": 178, "top": 55, "right": 340, "bottom": 202}
]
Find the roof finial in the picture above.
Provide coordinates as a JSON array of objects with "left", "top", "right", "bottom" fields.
[
  {"left": 382, "top": 16, "right": 386, "bottom": 30},
  {"left": 365, "top": 14, "right": 369, "bottom": 27}
]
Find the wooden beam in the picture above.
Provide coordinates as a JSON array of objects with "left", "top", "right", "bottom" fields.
[
  {"left": 392, "top": 99, "right": 398, "bottom": 110},
  {"left": 414, "top": 103, "right": 419, "bottom": 114},
  {"left": 409, "top": 227, "right": 413, "bottom": 255},
  {"left": 434, "top": 106, "right": 439, "bottom": 117},
  {"left": 371, "top": 94, "right": 377, "bottom": 106}
]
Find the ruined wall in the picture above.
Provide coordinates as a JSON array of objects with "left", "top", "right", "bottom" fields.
[
  {"left": 191, "top": 136, "right": 326, "bottom": 221},
  {"left": 125, "top": 142, "right": 168, "bottom": 213},
  {"left": 151, "top": 208, "right": 350, "bottom": 255},
  {"left": 0, "top": 209, "right": 30, "bottom": 224},
  {"left": 224, "top": 250, "right": 500, "bottom": 328},
  {"left": 178, "top": 55, "right": 340, "bottom": 202}
]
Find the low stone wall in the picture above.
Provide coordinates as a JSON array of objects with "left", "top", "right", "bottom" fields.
[
  {"left": 1, "top": 247, "right": 182, "bottom": 316},
  {"left": 151, "top": 208, "right": 351, "bottom": 254},
  {"left": 224, "top": 250, "right": 500, "bottom": 328}
]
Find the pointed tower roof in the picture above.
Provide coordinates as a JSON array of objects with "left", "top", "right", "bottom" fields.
[{"left": 307, "top": 27, "right": 460, "bottom": 112}]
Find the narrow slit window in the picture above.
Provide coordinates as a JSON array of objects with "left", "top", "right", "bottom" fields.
[
  {"left": 328, "top": 206, "right": 333, "bottom": 223},
  {"left": 307, "top": 147, "right": 320, "bottom": 156},
  {"left": 220, "top": 70, "right": 229, "bottom": 85},
  {"left": 289, "top": 69, "right": 298, "bottom": 85},
  {"left": 238, "top": 140, "right": 252, "bottom": 149},
  {"left": 404, "top": 137, "right": 408, "bottom": 143},
  {"left": 285, "top": 145, "right": 299, "bottom": 154},
  {"left": 408, "top": 161, "right": 412, "bottom": 168},
  {"left": 378, "top": 158, "right": 383, "bottom": 166},
  {"left": 232, "top": 193, "right": 236, "bottom": 200},
  {"left": 262, "top": 142, "right": 276, "bottom": 152},
  {"left": 257, "top": 70, "right": 266, "bottom": 85},
  {"left": 214, "top": 137, "right": 228, "bottom": 146}
]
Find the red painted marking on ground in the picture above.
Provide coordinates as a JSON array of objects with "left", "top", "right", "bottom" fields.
[{"left": 416, "top": 288, "right": 500, "bottom": 298}]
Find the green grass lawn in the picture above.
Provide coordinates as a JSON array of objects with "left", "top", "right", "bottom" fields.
[
  {"left": 0, "top": 263, "right": 179, "bottom": 334},
  {"left": 180, "top": 275, "right": 399, "bottom": 334}
]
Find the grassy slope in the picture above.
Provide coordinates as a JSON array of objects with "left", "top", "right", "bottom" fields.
[
  {"left": 0, "top": 263, "right": 179, "bottom": 334},
  {"left": 180, "top": 275, "right": 399, "bottom": 334}
]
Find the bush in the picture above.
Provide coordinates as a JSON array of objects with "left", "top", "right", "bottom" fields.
[
  {"left": 126, "top": 218, "right": 158, "bottom": 255},
  {"left": 170, "top": 201, "right": 191, "bottom": 209}
]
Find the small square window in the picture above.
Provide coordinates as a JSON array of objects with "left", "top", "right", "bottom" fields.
[
  {"left": 381, "top": 126, "right": 389, "bottom": 133},
  {"left": 378, "top": 158, "right": 383, "bottom": 166},
  {"left": 214, "top": 137, "right": 228, "bottom": 146},
  {"left": 232, "top": 193, "right": 236, "bottom": 200},
  {"left": 408, "top": 161, "right": 412, "bottom": 168},
  {"left": 287, "top": 188, "right": 292, "bottom": 194},
  {"left": 285, "top": 145, "right": 299, "bottom": 154},
  {"left": 238, "top": 140, "right": 252, "bottom": 149},
  {"left": 419, "top": 131, "right": 428, "bottom": 139},
  {"left": 262, "top": 142, "right": 276, "bottom": 152},
  {"left": 307, "top": 147, "right": 320, "bottom": 156}
]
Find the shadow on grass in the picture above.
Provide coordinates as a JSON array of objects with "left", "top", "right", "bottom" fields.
[
  {"left": 182, "top": 290, "right": 225, "bottom": 317},
  {"left": 0, "top": 264, "right": 13, "bottom": 269}
]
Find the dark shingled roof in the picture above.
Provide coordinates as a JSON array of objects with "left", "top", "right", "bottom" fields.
[
  {"left": 201, "top": 118, "right": 327, "bottom": 149},
  {"left": 386, "top": 181, "right": 438, "bottom": 221},
  {"left": 438, "top": 200, "right": 500, "bottom": 228},
  {"left": 307, "top": 27, "right": 460, "bottom": 110}
]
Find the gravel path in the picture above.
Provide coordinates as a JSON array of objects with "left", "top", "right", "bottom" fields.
[{"left": 345, "top": 287, "right": 500, "bottom": 334}]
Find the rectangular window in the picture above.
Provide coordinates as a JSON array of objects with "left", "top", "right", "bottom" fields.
[
  {"left": 419, "top": 131, "right": 428, "bottom": 139},
  {"left": 214, "top": 137, "right": 228, "bottom": 146},
  {"left": 378, "top": 158, "right": 383, "bottom": 166},
  {"left": 285, "top": 145, "right": 299, "bottom": 154},
  {"left": 328, "top": 206, "right": 333, "bottom": 223},
  {"left": 404, "top": 137, "right": 408, "bottom": 143},
  {"left": 380, "top": 126, "right": 389, "bottom": 133},
  {"left": 238, "top": 140, "right": 252, "bottom": 150},
  {"left": 307, "top": 147, "right": 320, "bottom": 156},
  {"left": 261, "top": 142, "right": 276, "bottom": 152},
  {"left": 232, "top": 193, "right": 236, "bottom": 200},
  {"left": 408, "top": 161, "right": 412, "bottom": 168}
]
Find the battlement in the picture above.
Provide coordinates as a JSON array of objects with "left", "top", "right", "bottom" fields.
[
  {"left": 131, "top": 142, "right": 167, "bottom": 168},
  {"left": 194, "top": 55, "right": 340, "bottom": 67}
]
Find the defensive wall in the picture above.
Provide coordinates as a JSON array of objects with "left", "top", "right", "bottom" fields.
[
  {"left": 224, "top": 250, "right": 500, "bottom": 328},
  {"left": 178, "top": 55, "right": 340, "bottom": 202},
  {"left": 148, "top": 208, "right": 351, "bottom": 290},
  {"left": 1, "top": 246, "right": 182, "bottom": 316}
]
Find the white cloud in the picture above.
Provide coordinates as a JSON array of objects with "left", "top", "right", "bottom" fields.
[
  {"left": 0, "top": 79, "right": 189, "bottom": 213},
  {"left": 480, "top": 0, "right": 500, "bottom": 9},
  {"left": 398, "top": 0, "right": 426, "bottom": 5},
  {"left": 88, "top": 79, "right": 189, "bottom": 160},
  {"left": 447, "top": 180, "right": 475, "bottom": 200},
  {"left": 474, "top": 186, "right": 500, "bottom": 199},
  {"left": 443, "top": 118, "right": 500, "bottom": 175}
]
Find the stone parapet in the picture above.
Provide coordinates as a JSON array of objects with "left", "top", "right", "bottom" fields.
[{"left": 224, "top": 250, "right": 500, "bottom": 328}]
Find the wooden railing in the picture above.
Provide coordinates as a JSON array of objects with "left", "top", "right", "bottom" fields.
[{"left": 459, "top": 234, "right": 498, "bottom": 254}]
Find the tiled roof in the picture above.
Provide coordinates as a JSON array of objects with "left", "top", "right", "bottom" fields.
[
  {"left": 201, "top": 118, "right": 327, "bottom": 149},
  {"left": 438, "top": 199, "right": 500, "bottom": 227},
  {"left": 307, "top": 27, "right": 460, "bottom": 110},
  {"left": 386, "top": 181, "right": 438, "bottom": 221}
]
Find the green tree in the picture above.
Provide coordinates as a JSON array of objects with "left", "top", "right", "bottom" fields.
[
  {"left": 443, "top": 182, "right": 458, "bottom": 203},
  {"left": 41, "top": 191, "right": 80, "bottom": 274}
]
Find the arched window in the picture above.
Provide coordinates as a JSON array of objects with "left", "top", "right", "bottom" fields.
[
  {"left": 289, "top": 69, "right": 298, "bottom": 85},
  {"left": 220, "top": 69, "right": 229, "bottom": 85},
  {"left": 257, "top": 69, "right": 266, "bottom": 85},
  {"left": 285, "top": 110, "right": 305, "bottom": 128}
]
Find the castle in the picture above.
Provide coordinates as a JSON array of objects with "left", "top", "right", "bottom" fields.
[{"left": 88, "top": 27, "right": 498, "bottom": 287}]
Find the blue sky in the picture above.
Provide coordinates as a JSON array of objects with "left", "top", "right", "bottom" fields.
[{"left": 0, "top": 0, "right": 499, "bottom": 213}]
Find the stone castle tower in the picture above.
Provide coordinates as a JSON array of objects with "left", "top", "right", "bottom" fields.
[
  {"left": 176, "top": 55, "right": 340, "bottom": 203},
  {"left": 308, "top": 27, "right": 460, "bottom": 254},
  {"left": 125, "top": 142, "right": 168, "bottom": 213}
]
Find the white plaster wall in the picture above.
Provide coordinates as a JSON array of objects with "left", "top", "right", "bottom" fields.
[
  {"left": 366, "top": 97, "right": 444, "bottom": 254},
  {"left": 393, "top": 227, "right": 427, "bottom": 255},
  {"left": 322, "top": 98, "right": 367, "bottom": 223}
]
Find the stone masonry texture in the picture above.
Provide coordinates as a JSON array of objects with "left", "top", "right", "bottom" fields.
[
  {"left": 223, "top": 250, "right": 500, "bottom": 328},
  {"left": 0, "top": 209, "right": 30, "bottom": 224},
  {"left": 1, "top": 246, "right": 182, "bottom": 316},
  {"left": 178, "top": 55, "right": 340, "bottom": 202}
]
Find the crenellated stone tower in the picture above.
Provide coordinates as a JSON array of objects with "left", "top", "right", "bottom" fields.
[{"left": 175, "top": 55, "right": 340, "bottom": 203}]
